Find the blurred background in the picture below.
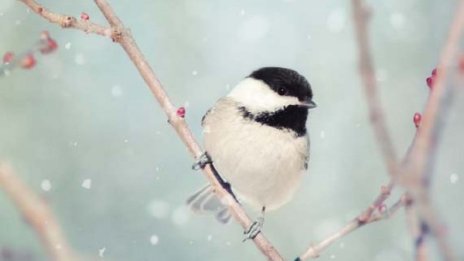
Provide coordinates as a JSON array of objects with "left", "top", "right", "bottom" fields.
[{"left": 0, "top": 0, "right": 463, "bottom": 260}]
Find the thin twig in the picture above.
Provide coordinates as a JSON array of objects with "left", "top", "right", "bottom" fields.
[
  {"left": 298, "top": 194, "right": 409, "bottom": 260},
  {"left": 297, "top": 1, "right": 402, "bottom": 258},
  {"left": 20, "top": 0, "right": 111, "bottom": 37},
  {"left": 350, "top": 0, "right": 400, "bottom": 181},
  {"left": 18, "top": 0, "right": 284, "bottom": 260},
  {"left": 0, "top": 163, "right": 77, "bottom": 261}
]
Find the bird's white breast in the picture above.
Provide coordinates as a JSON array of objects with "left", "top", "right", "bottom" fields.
[{"left": 202, "top": 98, "right": 309, "bottom": 211}]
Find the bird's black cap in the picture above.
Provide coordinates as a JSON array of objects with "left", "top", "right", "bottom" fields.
[{"left": 249, "top": 67, "right": 314, "bottom": 103}]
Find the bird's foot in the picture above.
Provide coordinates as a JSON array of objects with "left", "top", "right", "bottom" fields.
[
  {"left": 243, "top": 216, "right": 264, "bottom": 241},
  {"left": 192, "top": 152, "right": 212, "bottom": 170}
]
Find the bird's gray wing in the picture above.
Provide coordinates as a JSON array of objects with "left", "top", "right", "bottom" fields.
[{"left": 186, "top": 185, "right": 231, "bottom": 223}]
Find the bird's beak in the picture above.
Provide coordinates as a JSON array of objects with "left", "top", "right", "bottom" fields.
[{"left": 300, "top": 100, "right": 317, "bottom": 109}]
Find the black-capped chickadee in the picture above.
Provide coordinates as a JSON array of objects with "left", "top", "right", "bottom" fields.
[{"left": 188, "top": 67, "right": 316, "bottom": 234}]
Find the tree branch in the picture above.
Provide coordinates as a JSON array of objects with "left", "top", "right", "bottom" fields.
[
  {"left": 20, "top": 0, "right": 111, "bottom": 37},
  {"left": 401, "top": 2, "right": 464, "bottom": 261},
  {"left": 0, "top": 163, "right": 77, "bottom": 261},
  {"left": 350, "top": 0, "right": 400, "bottom": 181},
  {"left": 18, "top": 0, "right": 284, "bottom": 260},
  {"left": 351, "top": 0, "right": 464, "bottom": 260},
  {"left": 298, "top": 194, "right": 409, "bottom": 260}
]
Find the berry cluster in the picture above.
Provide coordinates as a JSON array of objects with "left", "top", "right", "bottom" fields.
[{"left": 1, "top": 31, "right": 58, "bottom": 73}]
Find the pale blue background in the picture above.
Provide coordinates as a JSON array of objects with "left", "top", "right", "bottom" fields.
[{"left": 0, "top": 0, "right": 463, "bottom": 260}]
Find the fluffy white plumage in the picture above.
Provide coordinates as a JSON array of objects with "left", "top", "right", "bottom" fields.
[{"left": 187, "top": 67, "right": 314, "bottom": 223}]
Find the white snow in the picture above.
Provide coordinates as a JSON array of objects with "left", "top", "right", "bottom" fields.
[
  {"left": 81, "top": 179, "right": 92, "bottom": 189},
  {"left": 111, "top": 85, "right": 123, "bottom": 97},
  {"left": 41, "top": 179, "right": 52, "bottom": 191},
  {"left": 147, "top": 199, "right": 170, "bottom": 219},
  {"left": 65, "top": 42, "right": 72, "bottom": 50},
  {"left": 98, "top": 247, "right": 106, "bottom": 257},
  {"left": 450, "top": 173, "right": 459, "bottom": 184},
  {"left": 150, "top": 235, "right": 159, "bottom": 245},
  {"left": 171, "top": 205, "right": 190, "bottom": 225}
]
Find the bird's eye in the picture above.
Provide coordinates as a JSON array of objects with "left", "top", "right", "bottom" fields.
[{"left": 277, "top": 87, "right": 287, "bottom": 96}]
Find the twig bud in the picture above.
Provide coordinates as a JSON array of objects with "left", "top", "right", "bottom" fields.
[
  {"left": 176, "top": 107, "right": 186, "bottom": 118},
  {"left": 80, "top": 12, "right": 90, "bottom": 21},
  {"left": 413, "top": 112, "right": 422, "bottom": 128}
]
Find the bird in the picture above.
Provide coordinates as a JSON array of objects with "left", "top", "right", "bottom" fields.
[{"left": 187, "top": 67, "right": 316, "bottom": 238}]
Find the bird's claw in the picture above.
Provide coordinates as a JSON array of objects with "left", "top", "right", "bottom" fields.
[
  {"left": 192, "top": 152, "right": 213, "bottom": 170},
  {"left": 243, "top": 217, "right": 264, "bottom": 241}
]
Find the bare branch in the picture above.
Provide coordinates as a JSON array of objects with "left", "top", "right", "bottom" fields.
[
  {"left": 20, "top": 0, "right": 111, "bottom": 37},
  {"left": 400, "top": 2, "right": 464, "bottom": 260},
  {"left": 350, "top": 0, "right": 401, "bottom": 181},
  {"left": 298, "top": 194, "right": 409, "bottom": 260},
  {"left": 0, "top": 163, "right": 77, "bottom": 261},
  {"left": 18, "top": 0, "right": 284, "bottom": 260}
]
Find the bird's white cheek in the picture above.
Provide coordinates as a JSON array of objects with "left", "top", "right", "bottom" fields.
[{"left": 227, "top": 78, "right": 300, "bottom": 112}]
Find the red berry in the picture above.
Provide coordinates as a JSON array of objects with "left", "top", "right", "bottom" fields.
[
  {"left": 80, "top": 12, "right": 90, "bottom": 20},
  {"left": 38, "top": 31, "right": 58, "bottom": 54},
  {"left": 2, "top": 52, "right": 14, "bottom": 64},
  {"left": 176, "top": 107, "right": 186, "bottom": 118},
  {"left": 20, "top": 54, "right": 36, "bottom": 69},
  {"left": 413, "top": 112, "right": 422, "bottom": 128},
  {"left": 426, "top": 76, "right": 434, "bottom": 89},
  {"left": 40, "top": 38, "right": 58, "bottom": 54}
]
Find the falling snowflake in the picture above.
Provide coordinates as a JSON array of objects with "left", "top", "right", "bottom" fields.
[
  {"left": 98, "top": 247, "right": 106, "bottom": 257},
  {"left": 147, "top": 199, "right": 170, "bottom": 219},
  {"left": 81, "top": 179, "right": 92, "bottom": 189},
  {"left": 41, "top": 179, "right": 52, "bottom": 191},
  {"left": 171, "top": 206, "right": 191, "bottom": 226},
  {"left": 111, "top": 85, "right": 123, "bottom": 97},
  {"left": 450, "top": 173, "right": 459, "bottom": 184},
  {"left": 64, "top": 42, "right": 72, "bottom": 50},
  {"left": 150, "top": 235, "right": 159, "bottom": 245}
]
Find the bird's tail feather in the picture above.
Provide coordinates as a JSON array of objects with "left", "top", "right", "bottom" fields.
[{"left": 186, "top": 185, "right": 231, "bottom": 224}]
